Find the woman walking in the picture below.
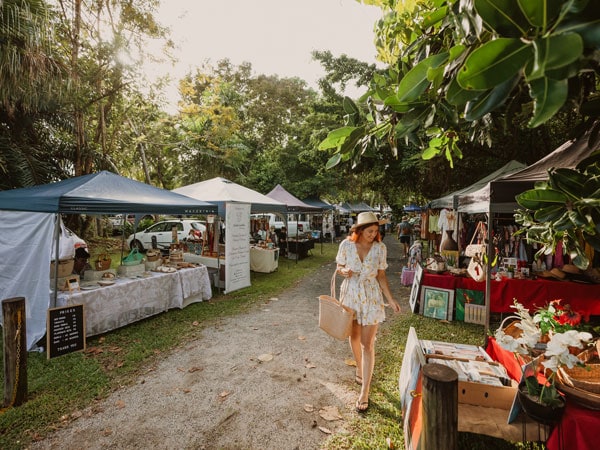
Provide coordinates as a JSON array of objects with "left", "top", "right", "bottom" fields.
[{"left": 336, "top": 212, "right": 401, "bottom": 412}]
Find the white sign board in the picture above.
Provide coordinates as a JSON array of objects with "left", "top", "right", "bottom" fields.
[{"left": 224, "top": 202, "right": 251, "bottom": 293}]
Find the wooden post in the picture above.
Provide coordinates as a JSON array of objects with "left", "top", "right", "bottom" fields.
[
  {"left": 422, "top": 363, "right": 458, "bottom": 450},
  {"left": 2, "top": 297, "right": 28, "bottom": 407}
]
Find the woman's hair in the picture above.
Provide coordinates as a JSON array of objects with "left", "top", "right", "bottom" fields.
[{"left": 349, "top": 223, "right": 381, "bottom": 243}]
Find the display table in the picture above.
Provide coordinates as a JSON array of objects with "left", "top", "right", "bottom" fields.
[
  {"left": 183, "top": 253, "right": 223, "bottom": 269},
  {"left": 287, "top": 239, "right": 314, "bottom": 259},
  {"left": 55, "top": 266, "right": 212, "bottom": 337},
  {"left": 487, "top": 337, "right": 598, "bottom": 450},
  {"left": 249, "top": 246, "right": 279, "bottom": 273},
  {"left": 421, "top": 272, "right": 600, "bottom": 315}
]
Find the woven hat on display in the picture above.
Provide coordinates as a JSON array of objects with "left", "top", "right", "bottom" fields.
[
  {"left": 562, "top": 264, "right": 581, "bottom": 275},
  {"left": 550, "top": 267, "right": 566, "bottom": 280}
]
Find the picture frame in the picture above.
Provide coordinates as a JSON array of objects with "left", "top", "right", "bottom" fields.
[
  {"left": 409, "top": 264, "right": 423, "bottom": 314},
  {"left": 419, "top": 286, "right": 454, "bottom": 321},
  {"left": 66, "top": 277, "right": 80, "bottom": 292},
  {"left": 455, "top": 288, "right": 484, "bottom": 321}
]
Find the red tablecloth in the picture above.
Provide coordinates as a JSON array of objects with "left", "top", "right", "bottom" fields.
[
  {"left": 422, "top": 272, "right": 600, "bottom": 315},
  {"left": 486, "top": 337, "right": 599, "bottom": 450}
]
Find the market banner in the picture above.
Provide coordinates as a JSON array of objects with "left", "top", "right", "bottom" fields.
[{"left": 224, "top": 202, "right": 251, "bottom": 293}]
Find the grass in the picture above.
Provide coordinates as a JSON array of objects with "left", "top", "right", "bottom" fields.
[{"left": 1, "top": 243, "right": 544, "bottom": 449}]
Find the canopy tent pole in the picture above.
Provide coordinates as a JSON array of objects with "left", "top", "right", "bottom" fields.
[
  {"left": 51, "top": 214, "right": 61, "bottom": 308},
  {"left": 485, "top": 210, "right": 492, "bottom": 336}
]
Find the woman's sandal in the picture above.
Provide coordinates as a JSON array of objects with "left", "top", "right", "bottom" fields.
[{"left": 355, "top": 400, "right": 369, "bottom": 413}]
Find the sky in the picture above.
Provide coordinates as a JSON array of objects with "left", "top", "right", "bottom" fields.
[{"left": 144, "top": 0, "right": 384, "bottom": 111}]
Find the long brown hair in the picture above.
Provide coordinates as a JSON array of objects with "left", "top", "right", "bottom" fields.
[{"left": 349, "top": 223, "right": 382, "bottom": 243}]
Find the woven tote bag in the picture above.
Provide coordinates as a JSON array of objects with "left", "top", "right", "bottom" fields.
[{"left": 318, "top": 271, "right": 355, "bottom": 340}]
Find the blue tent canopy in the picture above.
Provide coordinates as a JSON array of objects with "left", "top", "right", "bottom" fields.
[
  {"left": 0, "top": 171, "right": 217, "bottom": 215},
  {"left": 301, "top": 197, "right": 335, "bottom": 210}
]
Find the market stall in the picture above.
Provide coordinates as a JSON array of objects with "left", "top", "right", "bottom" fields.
[
  {"left": 173, "top": 177, "right": 287, "bottom": 293},
  {"left": 249, "top": 246, "right": 279, "bottom": 273},
  {"left": 0, "top": 171, "right": 218, "bottom": 350},
  {"left": 56, "top": 266, "right": 211, "bottom": 337},
  {"left": 421, "top": 271, "right": 600, "bottom": 316}
]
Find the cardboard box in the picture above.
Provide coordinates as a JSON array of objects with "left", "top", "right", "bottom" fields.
[
  {"left": 457, "top": 378, "right": 517, "bottom": 410},
  {"left": 425, "top": 355, "right": 517, "bottom": 410}
]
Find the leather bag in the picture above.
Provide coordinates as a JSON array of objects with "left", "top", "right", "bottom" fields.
[
  {"left": 318, "top": 271, "right": 355, "bottom": 340},
  {"left": 467, "top": 255, "right": 486, "bottom": 282},
  {"left": 465, "top": 221, "right": 487, "bottom": 257}
]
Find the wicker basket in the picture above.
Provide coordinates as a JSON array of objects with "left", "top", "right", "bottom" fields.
[
  {"left": 556, "top": 381, "right": 600, "bottom": 410},
  {"left": 146, "top": 250, "right": 160, "bottom": 262},
  {"left": 557, "top": 347, "right": 600, "bottom": 394},
  {"left": 94, "top": 254, "right": 112, "bottom": 271}
]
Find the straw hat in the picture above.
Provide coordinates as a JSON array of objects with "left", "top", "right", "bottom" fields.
[{"left": 353, "top": 212, "right": 381, "bottom": 229}]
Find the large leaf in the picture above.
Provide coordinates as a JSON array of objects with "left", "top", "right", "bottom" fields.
[
  {"left": 549, "top": 168, "right": 588, "bottom": 197},
  {"left": 397, "top": 52, "right": 449, "bottom": 102},
  {"left": 533, "top": 205, "right": 566, "bottom": 222},
  {"left": 516, "top": 188, "right": 568, "bottom": 209},
  {"left": 474, "top": 0, "right": 530, "bottom": 37},
  {"left": 464, "top": 75, "right": 519, "bottom": 120},
  {"left": 457, "top": 38, "right": 532, "bottom": 90},
  {"left": 528, "top": 77, "right": 568, "bottom": 128},
  {"left": 527, "top": 33, "right": 583, "bottom": 81},
  {"left": 517, "top": 0, "right": 563, "bottom": 28},
  {"left": 556, "top": 20, "right": 600, "bottom": 47},
  {"left": 446, "top": 77, "right": 484, "bottom": 106},
  {"left": 318, "top": 126, "right": 360, "bottom": 150},
  {"left": 383, "top": 95, "right": 412, "bottom": 113},
  {"left": 422, "top": 6, "right": 448, "bottom": 28}
]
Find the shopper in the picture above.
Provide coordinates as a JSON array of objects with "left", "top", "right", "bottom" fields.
[{"left": 397, "top": 216, "right": 412, "bottom": 257}]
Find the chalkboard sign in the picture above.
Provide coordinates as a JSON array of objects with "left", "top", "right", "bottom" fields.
[{"left": 47, "top": 304, "right": 86, "bottom": 359}]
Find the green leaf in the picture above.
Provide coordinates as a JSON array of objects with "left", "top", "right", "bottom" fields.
[
  {"left": 318, "top": 126, "right": 360, "bottom": 150},
  {"left": 528, "top": 77, "right": 568, "bottom": 128},
  {"left": 397, "top": 52, "right": 449, "bottom": 102},
  {"left": 422, "top": 146, "right": 440, "bottom": 160},
  {"left": 556, "top": 20, "right": 600, "bottom": 47},
  {"left": 325, "top": 153, "right": 342, "bottom": 170},
  {"left": 549, "top": 168, "right": 588, "bottom": 197},
  {"left": 517, "top": 0, "right": 563, "bottom": 28},
  {"left": 464, "top": 75, "right": 519, "bottom": 121},
  {"left": 446, "top": 77, "right": 484, "bottom": 106},
  {"left": 342, "top": 96, "right": 360, "bottom": 116},
  {"left": 533, "top": 205, "right": 566, "bottom": 222},
  {"left": 383, "top": 95, "right": 412, "bottom": 112},
  {"left": 423, "top": 6, "right": 448, "bottom": 28},
  {"left": 516, "top": 188, "right": 568, "bottom": 209},
  {"left": 474, "top": 0, "right": 530, "bottom": 37},
  {"left": 457, "top": 38, "right": 532, "bottom": 91},
  {"left": 527, "top": 34, "right": 583, "bottom": 81}
]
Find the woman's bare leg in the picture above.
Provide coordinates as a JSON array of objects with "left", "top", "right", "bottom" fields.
[
  {"left": 357, "top": 324, "right": 379, "bottom": 410},
  {"left": 349, "top": 321, "right": 362, "bottom": 381}
]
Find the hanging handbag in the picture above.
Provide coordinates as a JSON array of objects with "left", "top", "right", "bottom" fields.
[
  {"left": 465, "top": 221, "right": 487, "bottom": 257},
  {"left": 318, "top": 271, "right": 355, "bottom": 340},
  {"left": 467, "top": 254, "right": 486, "bottom": 282}
]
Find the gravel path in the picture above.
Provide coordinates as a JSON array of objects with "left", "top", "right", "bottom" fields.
[{"left": 31, "top": 236, "right": 410, "bottom": 450}]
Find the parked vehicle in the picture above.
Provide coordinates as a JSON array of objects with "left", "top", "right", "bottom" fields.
[
  {"left": 251, "top": 213, "right": 311, "bottom": 236},
  {"left": 127, "top": 219, "right": 206, "bottom": 251}
]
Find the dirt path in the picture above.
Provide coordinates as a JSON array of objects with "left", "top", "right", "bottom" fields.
[{"left": 31, "top": 236, "right": 410, "bottom": 450}]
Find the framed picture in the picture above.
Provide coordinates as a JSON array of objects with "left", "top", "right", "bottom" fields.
[
  {"left": 409, "top": 264, "right": 423, "bottom": 314},
  {"left": 419, "top": 287, "right": 454, "bottom": 321},
  {"left": 455, "top": 288, "right": 484, "bottom": 321}
]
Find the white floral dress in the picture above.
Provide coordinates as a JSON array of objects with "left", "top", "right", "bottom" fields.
[{"left": 336, "top": 239, "right": 388, "bottom": 325}]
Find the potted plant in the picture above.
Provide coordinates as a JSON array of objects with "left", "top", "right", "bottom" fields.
[
  {"left": 514, "top": 151, "right": 600, "bottom": 272},
  {"left": 495, "top": 300, "right": 593, "bottom": 422}
]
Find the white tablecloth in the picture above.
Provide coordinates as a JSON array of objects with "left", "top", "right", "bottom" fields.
[
  {"left": 183, "top": 254, "right": 223, "bottom": 268},
  {"left": 55, "top": 266, "right": 212, "bottom": 337},
  {"left": 249, "top": 247, "right": 279, "bottom": 273}
]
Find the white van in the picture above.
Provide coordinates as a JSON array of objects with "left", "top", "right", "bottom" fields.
[{"left": 252, "top": 213, "right": 310, "bottom": 236}]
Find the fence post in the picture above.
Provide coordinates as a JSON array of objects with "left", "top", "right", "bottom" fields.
[
  {"left": 422, "top": 363, "right": 458, "bottom": 450},
  {"left": 2, "top": 297, "right": 28, "bottom": 408}
]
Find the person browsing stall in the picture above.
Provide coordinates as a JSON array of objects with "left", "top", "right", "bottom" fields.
[
  {"left": 397, "top": 216, "right": 412, "bottom": 257},
  {"left": 335, "top": 212, "right": 401, "bottom": 412}
]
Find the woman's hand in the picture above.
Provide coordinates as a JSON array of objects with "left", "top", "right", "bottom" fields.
[
  {"left": 387, "top": 299, "right": 401, "bottom": 313},
  {"left": 338, "top": 267, "right": 353, "bottom": 278}
]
